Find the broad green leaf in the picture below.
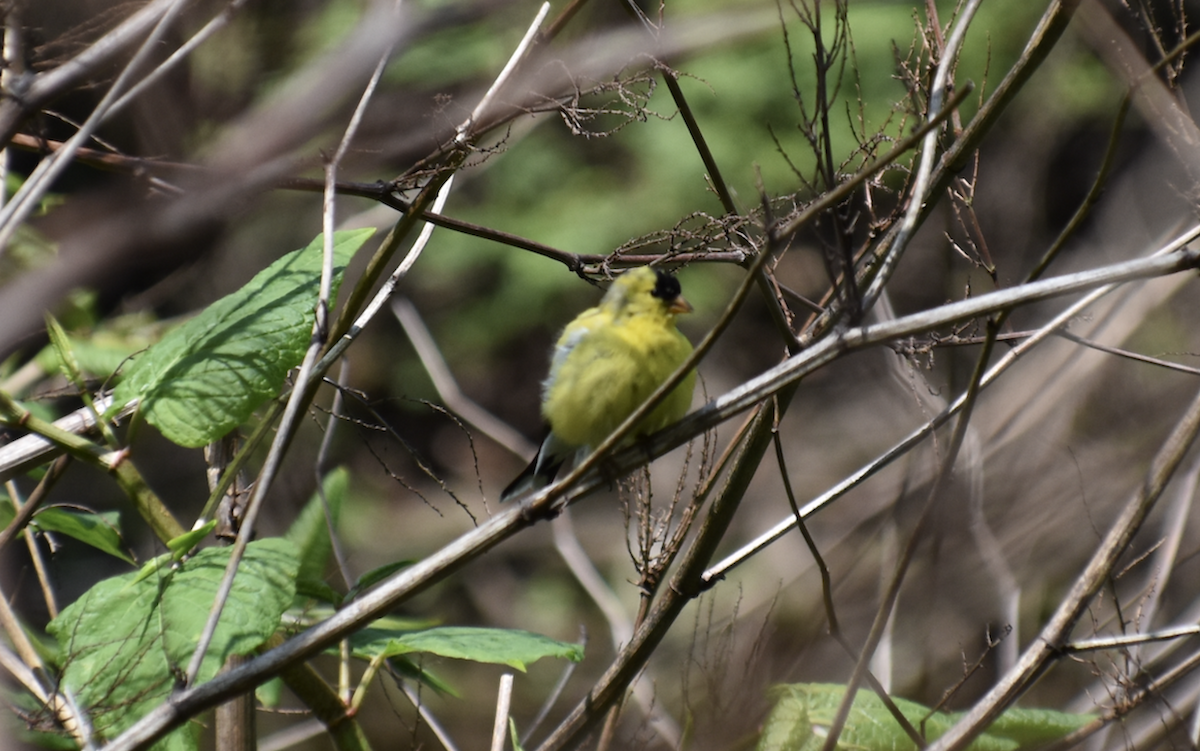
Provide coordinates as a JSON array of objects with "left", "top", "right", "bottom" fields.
[
  {"left": 756, "top": 684, "right": 1094, "bottom": 751},
  {"left": 49, "top": 538, "right": 298, "bottom": 749},
  {"left": 0, "top": 499, "right": 132, "bottom": 565},
  {"left": 111, "top": 229, "right": 374, "bottom": 447},
  {"left": 348, "top": 626, "right": 584, "bottom": 672},
  {"left": 33, "top": 507, "right": 132, "bottom": 564},
  {"left": 286, "top": 466, "right": 348, "bottom": 584}
]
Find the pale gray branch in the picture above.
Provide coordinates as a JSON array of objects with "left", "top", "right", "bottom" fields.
[
  {"left": 100, "top": 235, "right": 1200, "bottom": 751},
  {"left": 0, "top": 395, "right": 136, "bottom": 483},
  {"left": 926, "top": 383, "right": 1200, "bottom": 751}
]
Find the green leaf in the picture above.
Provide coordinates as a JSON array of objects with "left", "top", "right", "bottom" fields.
[
  {"left": 346, "top": 559, "right": 416, "bottom": 600},
  {"left": 130, "top": 521, "right": 220, "bottom": 584},
  {"left": 33, "top": 507, "right": 133, "bottom": 564},
  {"left": 295, "top": 577, "right": 342, "bottom": 606},
  {"left": 168, "top": 520, "right": 219, "bottom": 557},
  {"left": 45, "top": 314, "right": 86, "bottom": 389},
  {"left": 756, "top": 684, "right": 1095, "bottom": 751},
  {"left": 286, "top": 466, "right": 348, "bottom": 583},
  {"left": 509, "top": 717, "right": 525, "bottom": 751},
  {"left": 34, "top": 311, "right": 165, "bottom": 381},
  {"left": 49, "top": 538, "right": 298, "bottom": 747},
  {"left": 111, "top": 229, "right": 374, "bottom": 447},
  {"left": 0, "top": 499, "right": 132, "bottom": 565},
  {"left": 348, "top": 626, "right": 584, "bottom": 672},
  {"left": 256, "top": 676, "right": 284, "bottom": 708},
  {"left": 388, "top": 655, "right": 458, "bottom": 697}
]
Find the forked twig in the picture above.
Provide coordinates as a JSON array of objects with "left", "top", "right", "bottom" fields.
[
  {"left": 181, "top": 28, "right": 396, "bottom": 685},
  {"left": 927, "top": 384, "right": 1200, "bottom": 751},
  {"left": 860, "top": 0, "right": 984, "bottom": 312},
  {"left": 516, "top": 89, "right": 970, "bottom": 517},
  {"left": 773, "top": 429, "right": 925, "bottom": 748},
  {"left": 94, "top": 228, "right": 1200, "bottom": 750},
  {"left": 0, "top": 0, "right": 190, "bottom": 252}
]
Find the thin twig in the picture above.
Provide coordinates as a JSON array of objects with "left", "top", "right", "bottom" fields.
[
  {"left": 491, "top": 674, "right": 515, "bottom": 751},
  {"left": 703, "top": 220, "right": 1200, "bottom": 582},
  {"left": 400, "top": 681, "right": 460, "bottom": 751},
  {"left": 184, "top": 32, "right": 396, "bottom": 687},
  {"left": 392, "top": 298, "right": 537, "bottom": 461},
  {"left": 97, "top": 232, "right": 1200, "bottom": 751},
  {"left": 0, "top": 0, "right": 190, "bottom": 252},
  {"left": 920, "top": 327, "right": 1200, "bottom": 377},
  {"left": 927, "top": 383, "right": 1200, "bottom": 751},
  {"left": 860, "top": 0, "right": 983, "bottom": 313},
  {"left": 521, "top": 627, "right": 586, "bottom": 745},
  {"left": 1063, "top": 625, "right": 1200, "bottom": 653}
]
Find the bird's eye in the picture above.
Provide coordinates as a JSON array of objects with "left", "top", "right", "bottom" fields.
[{"left": 651, "top": 270, "right": 681, "bottom": 301}]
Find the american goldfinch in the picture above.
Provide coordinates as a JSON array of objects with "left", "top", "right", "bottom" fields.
[{"left": 500, "top": 266, "right": 696, "bottom": 502}]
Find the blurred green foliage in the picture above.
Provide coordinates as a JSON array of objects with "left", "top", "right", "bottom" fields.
[
  {"left": 388, "top": 1, "right": 1078, "bottom": 378},
  {"left": 177, "top": 0, "right": 1125, "bottom": 387}
]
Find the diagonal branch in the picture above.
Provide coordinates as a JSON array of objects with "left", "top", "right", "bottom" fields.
[
  {"left": 926, "top": 381, "right": 1200, "bottom": 751},
  {"left": 98, "top": 221, "right": 1200, "bottom": 751}
]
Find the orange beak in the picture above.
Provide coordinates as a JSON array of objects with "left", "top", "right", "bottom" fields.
[{"left": 669, "top": 296, "right": 693, "bottom": 315}]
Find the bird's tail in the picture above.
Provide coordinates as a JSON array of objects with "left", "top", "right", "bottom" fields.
[
  {"left": 499, "top": 431, "right": 572, "bottom": 502},
  {"left": 499, "top": 457, "right": 562, "bottom": 502}
]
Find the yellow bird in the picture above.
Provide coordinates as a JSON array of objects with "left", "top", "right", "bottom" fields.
[{"left": 500, "top": 266, "right": 696, "bottom": 501}]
